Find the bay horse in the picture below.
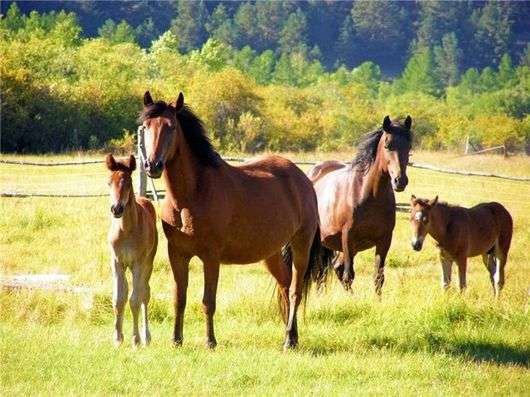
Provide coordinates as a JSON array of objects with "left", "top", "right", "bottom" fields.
[
  {"left": 308, "top": 116, "right": 412, "bottom": 294},
  {"left": 139, "top": 91, "right": 329, "bottom": 350},
  {"left": 106, "top": 154, "right": 158, "bottom": 346},
  {"left": 409, "top": 195, "right": 513, "bottom": 297}
]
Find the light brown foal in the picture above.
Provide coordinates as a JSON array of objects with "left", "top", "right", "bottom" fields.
[
  {"left": 410, "top": 195, "right": 513, "bottom": 297},
  {"left": 106, "top": 154, "right": 158, "bottom": 346}
]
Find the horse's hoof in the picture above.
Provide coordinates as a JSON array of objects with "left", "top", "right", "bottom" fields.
[
  {"left": 206, "top": 339, "right": 217, "bottom": 350},
  {"left": 173, "top": 338, "right": 183, "bottom": 347},
  {"left": 132, "top": 335, "right": 141, "bottom": 348},
  {"left": 283, "top": 340, "right": 298, "bottom": 351},
  {"left": 113, "top": 333, "right": 124, "bottom": 347}
]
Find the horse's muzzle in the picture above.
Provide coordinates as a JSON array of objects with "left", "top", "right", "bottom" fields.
[
  {"left": 411, "top": 239, "right": 423, "bottom": 251},
  {"left": 111, "top": 204, "right": 124, "bottom": 218},
  {"left": 392, "top": 175, "right": 408, "bottom": 192},
  {"left": 144, "top": 159, "right": 164, "bottom": 179}
]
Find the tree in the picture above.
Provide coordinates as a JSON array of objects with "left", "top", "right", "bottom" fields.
[
  {"left": 234, "top": 2, "right": 257, "bottom": 48},
  {"left": 3, "top": 3, "right": 25, "bottom": 32},
  {"left": 205, "top": 4, "right": 239, "bottom": 47},
  {"left": 498, "top": 53, "right": 516, "bottom": 87},
  {"left": 98, "top": 19, "right": 136, "bottom": 44},
  {"left": 335, "top": 16, "right": 356, "bottom": 67},
  {"left": 170, "top": 0, "right": 208, "bottom": 52},
  {"left": 395, "top": 47, "right": 441, "bottom": 96},
  {"left": 248, "top": 50, "right": 276, "bottom": 85},
  {"left": 434, "top": 32, "right": 462, "bottom": 87},
  {"left": 351, "top": 62, "right": 381, "bottom": 94},
  {"left": 278, "top": 8, "right": 308, "bottom": 56},
  {"left": 471, "top": 1, "right": 513, "bottom": 68}
]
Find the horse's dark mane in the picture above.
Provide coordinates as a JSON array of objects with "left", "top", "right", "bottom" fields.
[
  {"left": 138, "top": 101, "right": 221, "bottom": 167},
  {"left": 352, "top": 123, "right": 412, "bottom": 173},
  {"left": 352, "top": 129, "right": 384, "bottom": 172}
]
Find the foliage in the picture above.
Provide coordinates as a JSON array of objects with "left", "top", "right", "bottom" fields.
[{"left": 1, "top": 5, "right": 529, "bottom": 153}]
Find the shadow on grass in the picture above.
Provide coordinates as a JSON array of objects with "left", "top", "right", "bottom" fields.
[{"left": 362, "top": 334, "right": 529, "bottom": 367}]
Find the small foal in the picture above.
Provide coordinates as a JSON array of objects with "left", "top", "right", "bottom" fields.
[
  {"left": 106, "top": 154, "right": 157, "bottom": 346},
  {"left": 409, "top": 195, "right": 512, "bottom": 297}
]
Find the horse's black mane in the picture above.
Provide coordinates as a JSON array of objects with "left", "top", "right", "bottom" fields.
[
  {"left": 138, "top": 101, "right": 221, "bottom": 167},
  {"left": 352, "top": 129, "right": 384, "bottom": 172},
  {"left": 352, "top": 122, "right": 411, "bottom": 173}
]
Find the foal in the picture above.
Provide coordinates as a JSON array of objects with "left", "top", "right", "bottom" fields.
[
  {"left": 409, "top": 195, "right": 513, "bottom": 297},
  {"left": 106, "top": 154, "right": 158, "bottom": 346}
]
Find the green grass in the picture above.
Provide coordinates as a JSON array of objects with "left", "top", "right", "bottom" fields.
[{"left": 1, "top": 152, "right": 529, "bottom": 395}]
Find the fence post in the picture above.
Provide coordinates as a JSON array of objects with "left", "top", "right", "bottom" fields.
[{"left": 137, "top": 125, "right": 147, "bottom": 197}]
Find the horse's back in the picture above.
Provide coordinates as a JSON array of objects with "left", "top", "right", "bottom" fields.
[
  {"left": 136, "top": 196, "right": 157, "bottom": 223},
  {"left": 307, "top": 160, "right": 347, "bottom": 183}
]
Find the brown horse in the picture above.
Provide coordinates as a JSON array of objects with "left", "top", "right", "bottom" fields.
[
  {"left": 308, "top": 116, "right": 412, "bottom": 294},
  {"left": 409, "top": 195, "right": 513, "bottom": 297},
  {"left": 106, "top": 154, "right": 158, "bottom": 346},
  {"left": 139, "top": 91, "right": 329, "bottom": 350}
]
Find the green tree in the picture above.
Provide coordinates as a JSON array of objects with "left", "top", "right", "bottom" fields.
[
  {"left": 205, "top": 4, "right": 239, "bottom": 47},
  {"left": 433, "top": 32, "right": 462, "bottom": 87},
  {"left": 498, "top": 53, "right": 516, "bottom": 87},
  {"left": 471, "top": 1, "right": 512, "bottom": 67},
  {"left": 234, "top": 2, "right": 257, "bottom": 47},
  {"left": 98, "top": 19, "right": 135, "bottom": 44},
  {"left": 2, "top": 3, "right": 25, "bottom": 32},
  {"left": 248, "top": 50, "right": 276, "bottom": 85},
  {"left": 395, "top": 47, "right": 441, "bottom": 96},
  {"left": 335, "top": 16, "right": 356, "bottom": 67},
  {"left": 351, "top": 62, "right": 381, "bottom": 94},
  {"left": 170, "top": 0, "right": 208, "bottom": 52},
  {"left": 278, "top": 8, "right": 308, "bottom": 55}
]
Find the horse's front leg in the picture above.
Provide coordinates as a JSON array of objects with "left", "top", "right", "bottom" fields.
[
  {"left": 456, "top": 256, "right": 468, "bottom": 292},
  {"left": 201, "top": 257, "right": 220, "bottom": 349},
  {"left": 130, "top": 261, "right": 153, "bottom": 346},
  {"left": 440, "top": 250, "right": 453, "bottom": 291},
  {"left": 374, "top": 237, "right": 391, "bottom": 297},
  {"left": 111, "top": 257, "right": 127, "bottom": 346},
  {"left": 168, "top": 247, "right": 191, "bottom": 346}
]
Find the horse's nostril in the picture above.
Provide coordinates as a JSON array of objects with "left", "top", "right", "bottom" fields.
[
  {"left": 111, "top": 204, "right": 115, "bottom": 213},
  {"left": 155, "top": 160, "right": 163, "bottom": 169},
  {"left": 144, "top": 160, "right": 149, "bottom": 169}
]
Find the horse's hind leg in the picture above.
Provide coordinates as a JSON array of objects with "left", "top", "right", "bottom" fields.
[
  {"left": 441, "top": 251, "right": 453, "bottom": 291},
  {"left": 283, "top": 231, "right": 312, "bottom": 350},
  {"left": 264, "top": 252, "right": 291, "bottom": 324},
  {"left": 374, "top": 237, "right": 391, "bottom": 297},
  {"left": 482, "top": 253, "right": 496, "bottom": 296},
  {"left": 111, "top": 258, "right": 127, "bottom": 346},
  {"left": 493, "top": 240, "right": 508, "bottom": 298}
]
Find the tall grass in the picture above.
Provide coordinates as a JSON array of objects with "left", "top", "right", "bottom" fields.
[{"left": 1, "top": 152, "right": 529, "bottom": 395}]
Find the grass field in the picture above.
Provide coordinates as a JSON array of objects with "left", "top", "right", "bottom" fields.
[{"left": 1, "top": 151, "right": 529, "bottom": 395}]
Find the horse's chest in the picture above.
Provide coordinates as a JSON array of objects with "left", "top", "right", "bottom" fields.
[
  {"left": 352, "top": 202, "right": 395, "bottom": 235},
  {"left": 110, "top": 238, "right": 142, "bottom": 265}
]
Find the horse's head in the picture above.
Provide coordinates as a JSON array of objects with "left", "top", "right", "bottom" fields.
[
  {"left": 140, "top": 91, "right": 184, "bottom": 178},
  {"left": 409, "top": 194, "right": 438, "bottom": 251},
  {"left": 380, "top": 115, "right": 412, "bottom": 192},
  {"left": 106, "top": 154, "right": 136, "bottom": 218}
]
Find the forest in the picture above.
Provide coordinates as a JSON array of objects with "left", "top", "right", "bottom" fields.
[{"left": 1, "top": 1, "right": 529, "bottom": 153}]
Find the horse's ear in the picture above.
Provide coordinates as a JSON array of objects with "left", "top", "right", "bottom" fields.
[
  {"left": 410, "top": 194, "right": 416, "bottom": 203},
  {"left": 175, "top": 92, "right": 184, "bottom": 112},
  {"left": 429, "top": 195, "right": 439, "bottom": 207},
  {"left": 105, "top": 153, "right": 117, "bottom": 171},
  {"left": 383, "top": 115, "right": 392, "bottom": 132},
  {"left": 404, "top": 115, "right": 412, "bottom": 130},
  {"left": 144, "top": 91, "right": 154, "bottom": 107},
  {"left": 128, "top": 155, "right": 136, "bottom": 172}
]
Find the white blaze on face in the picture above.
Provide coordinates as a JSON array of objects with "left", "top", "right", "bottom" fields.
[{"left": 414, "top": 211, "right": 423, "bottom": 221}]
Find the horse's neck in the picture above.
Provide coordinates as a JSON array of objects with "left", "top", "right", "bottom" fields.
[
  {"left": 112, "top": 190, "right": 138, "bottom": 232},
  {"left": 429, "top": 205, "right": 450, "bottom": 243},
  {"left": 163, "top": 142, "right": 203, "bottom": 208},
  {"left": 360, "top": 143, "right": 391, "bottom": 201}
]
